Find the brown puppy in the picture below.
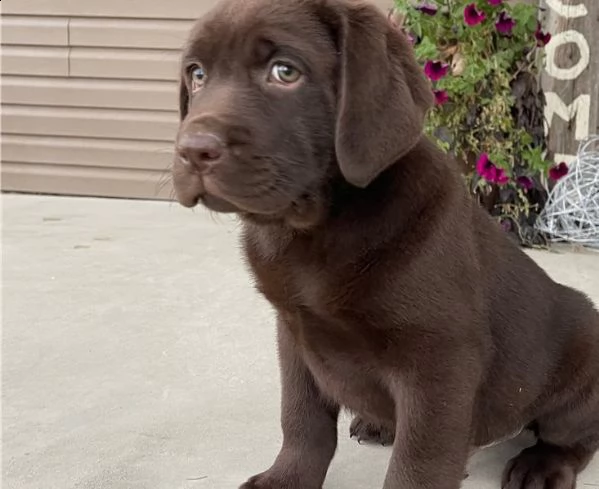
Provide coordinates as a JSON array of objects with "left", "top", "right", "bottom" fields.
[{"left": 172, "top": 0, "right": 599, "bottom": 488}]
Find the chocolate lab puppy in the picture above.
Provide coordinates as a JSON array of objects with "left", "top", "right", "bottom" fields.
[{"left": 172, "top": 0, "right": 599, "bottom": 487}]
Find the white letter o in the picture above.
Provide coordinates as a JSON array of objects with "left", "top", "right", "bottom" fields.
[{"left": 545, "top": 30, "right": 590, "bottom": 80}]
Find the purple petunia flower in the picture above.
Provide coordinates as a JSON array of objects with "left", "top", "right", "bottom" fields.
[
  {"left": 476, "top": 153, "right": 509, "bottom": 185},
  {"left": 495, "top": 11, "right": 516, "bottom": 36},
  {"left": 424, "top": 61, "right": 450, "bottom": 81},
  {"left": 415, "top": 2, "right": 438, "bottom": 16},
  {"left": 433, "top": 89, "right": 449, "bottom": 105},
  {"left": 488, "top": 0, "right": 502, "bottom": 5},
  {"left": 517, "top": 176, "right": 534, "bottom": 190},
  {"left": 549, "top": 162, "right": 568, "bottom": 181},
  {"left": 464, "top": 3, "right": 486, "bottom": 26},
  {"left": 404, "top": 31, "right": 417, "bottom": 45},
  {"left": 500, "top": 219, "right": 512, "bottom": 232},
  {"left": 535, "top": 23, "right": 552, "bottom": 47},
  {"left": 476, "top": 153, "right": 494, "bottom": 179},
  {"left": 495, "top": 168, "right": 509, "bottom": 185}
]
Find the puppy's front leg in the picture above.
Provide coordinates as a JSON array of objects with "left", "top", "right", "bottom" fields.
[
  {"left": 240, "top": 318, "right": 339, "bottom": 489},
  {"left": 383, "top": 361, "right": 478, "bottom": 489}
]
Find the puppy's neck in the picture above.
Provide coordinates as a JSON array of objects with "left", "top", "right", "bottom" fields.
[{"left": 243, "top": 137, "right": 457, "bottom": 262}]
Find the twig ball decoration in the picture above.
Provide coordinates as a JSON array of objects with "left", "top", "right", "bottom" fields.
[{"left": 536, "top": 136, "right": 599, "bottom": 249}]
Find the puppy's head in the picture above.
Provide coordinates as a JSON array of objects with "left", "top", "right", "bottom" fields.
[{"left": 172, "top": 0, "right": 433, "bottom": 228}]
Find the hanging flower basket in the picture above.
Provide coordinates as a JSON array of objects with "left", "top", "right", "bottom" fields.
[{"left": 393, "top": 0, "right": 565, "bottom": 246}]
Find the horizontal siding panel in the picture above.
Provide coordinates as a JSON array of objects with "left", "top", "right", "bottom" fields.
[
  {"left": 1, "top": 162, "right": 173, "bottom": 200},
  {"left": 2, "top": 135, "right": 174, "bottom": 171},
  {"left": 1, "top": 46, "right": 69, "bottom": 77},
  {"left": 2, "top": 105, "right": 178, "bottom": 141},
  {"left": 70, "top": 19, "right": 194, "bottom": 50},
  {"left": 2, "top": 0, "right": 219, "bottom": 20},
  {"left": 2, "top": 76, "right": 179, "bottom": 111},
  {"left": 70, "top": 47, "right": 180, "bottom": 81},
  {"left": 1, "top": 16, "right": 69, "bottom": 46},
  {"left": 2, "top": 0, "right": 390, "bottom": 18}
]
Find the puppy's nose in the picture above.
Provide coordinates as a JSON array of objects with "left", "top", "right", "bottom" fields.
[{"left": 176, "top": 133, "right": 224, "bottom": 170}]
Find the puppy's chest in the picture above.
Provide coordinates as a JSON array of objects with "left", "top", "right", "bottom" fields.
[
  {"left": 250, "top": 252, "right": 341, "bottom": 316},
  {"left": 246, "top": 231, "right": 395, "bottom": 415},
  {"left": 250, "top": 262, "right": 393, "bottom": 417},
  {"left": 245, "top": 227, "right": 347, "bottom": 310},
  {"left": 300, "top": 337, "right": 395, "bottom": 420}
]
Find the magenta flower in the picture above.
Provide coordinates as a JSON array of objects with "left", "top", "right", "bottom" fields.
[
  {"left": 464, "top": 3, "right": 486, "bottom": 26},
  {"left": 404, "top": 31, "right": 417, "bottom": 45},
  {"left": 476, "top": 153, "right": 494, "bottom": 179},
  {"left": 549, "top": 162, "right": 568, "bottom": 181},
  {"left": 535, "top": 23, "right": 552, "bottom": 47},
  {"left": 500, "top": 219, "right": 512, "bottom": 233},
  {"left": 495, "top": 11, "right": 516, "bottom": 35},
  {"left": 476, "top": 153, "right": 509, "bottom": 185},
  {"left": 517, "top": 176, "right": 534, "bottom": 190},
  {"left": 433, "top": 89, "right": 449, "bottom": 105},
  {"left": 488, "top": 0, "right": 502, "bottom": 5},
  {"left": 424, "top": 61, "right": 450, "bottom": 81},
  {"left": 495, "top": 169, "right": 509, "bottom": 185},
  {"left": 415, "top": 2, "right": 438, "bottom": 15}
]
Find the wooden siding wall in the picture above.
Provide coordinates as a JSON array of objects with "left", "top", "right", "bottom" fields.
[{"left": 1, "top": 1, "right": 208, "bottom": 199}]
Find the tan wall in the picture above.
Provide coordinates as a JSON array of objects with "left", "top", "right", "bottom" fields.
[{"left": 1, "top": 0, "right": 392, "bottom": 200}]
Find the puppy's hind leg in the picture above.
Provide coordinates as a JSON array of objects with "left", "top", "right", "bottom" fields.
[
  {"left": 502, "top": 337, "right": 599, "bottom": 487},
  {"left": 501, "top": 436, "right": 598, "bottom": 489}
]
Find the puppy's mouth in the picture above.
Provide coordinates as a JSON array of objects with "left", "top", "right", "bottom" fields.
[
  {"left": 176, "top": 175, "right": 251, "bottom": 214},
  {"left": 199, "top": 194, "right": 239, "bottom": 213},
  {"left": 171, "top": 167, "right": 228, "bottom": 211},
  {"left": 172, "top": 159, "right": 325, "bottom": 228},
  {"left": 199, "top": 176, "right": 241, "bottom": 213},
  {"left": 172, "top": 162, "right": 287, "bottom": 216}
]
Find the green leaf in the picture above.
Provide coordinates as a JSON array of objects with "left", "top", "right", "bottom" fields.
[
  {"left": 412, "top": 20, "right": 423, "bottom": 39},
  {"left": 520, "top": 132, "right": 533, "bottom": 146},
  {"left": 526, "top": 16, "right": 538, "bottom": 32},
  {"left": 414, "top": 36, "right": 438, "bottom": 60},
  {"left": 393, "top": 0, "right": 410, "bottom": 11}
]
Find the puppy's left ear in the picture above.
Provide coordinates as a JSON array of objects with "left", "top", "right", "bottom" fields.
[{"left": 334, "top": 3, "right": 433, "bottom": 187}]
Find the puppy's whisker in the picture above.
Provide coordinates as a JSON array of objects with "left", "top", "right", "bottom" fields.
[{"left": 166, "top": 188, "right": 178, "bottom": 207}]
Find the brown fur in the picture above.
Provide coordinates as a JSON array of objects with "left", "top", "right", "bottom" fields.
[{"left": 171, "top": 1, "right": 599, "bottom": 487}]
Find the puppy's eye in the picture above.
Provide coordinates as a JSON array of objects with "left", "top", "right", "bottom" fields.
[
  {"left": 189, "top": 64, "right": 207, "bottom": 91},
  {"left": 269, "top": 62, "right": 301, "bottom": 85}
]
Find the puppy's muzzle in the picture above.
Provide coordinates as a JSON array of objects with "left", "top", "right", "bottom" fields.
[{"left": 173, "top": 128, "right": 239, "bottom": 212}]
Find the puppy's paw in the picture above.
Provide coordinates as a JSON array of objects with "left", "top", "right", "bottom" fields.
[
  {"left": 349, "top": 416, "right": 395, "bottom": 446},
  {"left": 240, "top": 472, "right": 316, "bottom": 489},
  {"left": 239, "top": 473, "right": 289, "bottom": 489},
  {"left": 502, "top": 444, "right": 577, "bottom": 489}
]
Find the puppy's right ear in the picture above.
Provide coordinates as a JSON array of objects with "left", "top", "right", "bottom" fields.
[{"left": 179, "top": 77, "right": 190, "bottom": 121}]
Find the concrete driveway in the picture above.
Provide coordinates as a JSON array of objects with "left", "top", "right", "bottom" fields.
[{"left": 3, "top": 194, "right": 599, "bottom": 489}]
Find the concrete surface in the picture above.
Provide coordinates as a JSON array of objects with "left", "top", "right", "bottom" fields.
[{"left": 2, "top": 194, "right": 599, "bottom": 489}]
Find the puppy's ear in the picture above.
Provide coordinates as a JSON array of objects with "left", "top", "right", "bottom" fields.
[
  {"left": 334, "top": 3, "right": 433, "bottom": 187},
  {"left": 179, "top": 77, "right": 190, "bottom": 120}
]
